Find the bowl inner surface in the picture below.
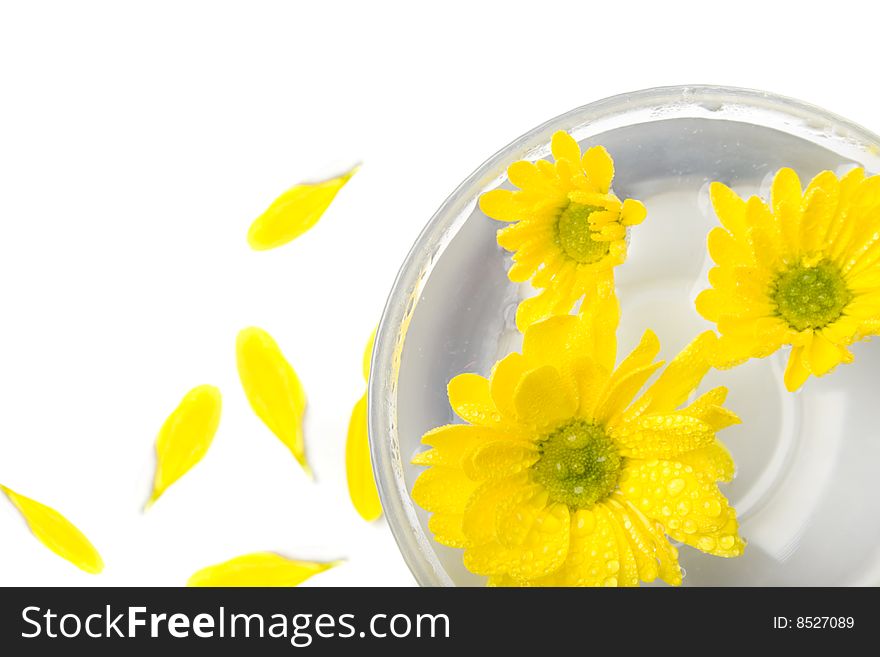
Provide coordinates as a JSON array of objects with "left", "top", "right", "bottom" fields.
[{"left": 371, "top": 86, "right": 880, "bottom": 586}]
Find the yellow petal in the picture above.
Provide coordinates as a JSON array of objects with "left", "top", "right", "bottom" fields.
[
  {"left": 605, "top": 499, "right": 660, "bottom": 583},
  {"left": 187, "top": 553, "right": 340, "bottom": 587},
  {"left": 428, "top": 512, "right": 467, "bottom": 548},
  {"left": 828, "top": 168, "right": 867, "bottom": 247},
  {"left": 462, "top": 475, "right": 529, "bottom": 546},
  {"left": 507, "top": 160, "right": 545, "bottom": 190},
  {"left": 678, "top": 387, "right": 741, "bottom": 431},
  {"left": 411, "top": 466, "right": 478, "bottom": 514},
  {"left": 513, "top": 365, "right": 578, "bottom": 428},
  {"left": 619, "top": 460, "right": 743, "bottom": 557},
  {"left": 447, "top": 373, "right": 506, "bottom": 428},
  {"left": 605, "top": 504, "right": 640, "bottom": 586},
  {"left": 346, "top": 395, "right": 382, "bottom": 522},
  {"left": 550, "top": 131, "right": 582, "bottom": 166},
  {"left": 489, "top": 352, "right": 528, "bottom": 420},
  {"left": 676, "top": 441, "right": 736, "bottom": 483},
  {"left": 771, "top": 167, "right": 803, "bottom": 250},
  {"left": 637, "top": 331, "right": 716, "bottom": 414},
  {"left": 745, "top": 197, "right": 782, "bottom": 268},
  {"left": 515, "top": 285, "right": 578, "bottom": 331},
  {"left": 800, "top": 171, "right": 840, "bottom": 254},
  {"left": 582, "top": 145, "right": 614, "bottom": 193},
  {"left": 783, "top": 344, "right": 811, "bottom": 392},
  {"left": 579, "top": 284, "right": 620, "bottom": 372},
  {"left": 620, "top": 198, "right": 647, "bottom": 226},
  {"left": 479, "top": 189, "right": 522, "bottom": 222},
  {"left": 462, "top": 439, "right": 538, "bottom": 480},
  {"left": 612, "top": 414, "right": 715, "bottom": 460},
  {"left": 532, "top": 506, "right": 619, "bottom": 586},
  {"left": 1, "top": 485, "right": 104, "bottom": 574},
  {"left": 247, "top": 166, "right": 358, "bottom": 250},
  {"left": 492, "top": 498, "right": 571, "bottom": 580},
  {"left": 236, "top": 327, "right": 310, "bottom": 476},
  {"left": 570, "top": 356, "right": 609, "bottom": 418},
  {"left": 594, "top": 361, "right": 664, "bottom": 424},
  {"left": 709, "top": 182, "right": 748, "bottom": 235},
  {"left": 414, "top": 424, "right": 499, "bottom": 467},
  {"left": 807, "top": 332, "right": 848, "bottom": 377},
  {"left": 695, "top": 287, "right": 724, "bottom": 321},
  {"left": 610, "top": 330, "right": 661, "bottom": 384},
  {"left": 521, "top": 315, "right": 585, "bottom": 371},
  {"left": 707, "top": 227, "right": 748, "bottom": 267},
  {"left": 147, "top": 385, "right": 222, "bottom": 508},
  {"left": 616, "top": 496, "right": 682, "bottom": 585}
]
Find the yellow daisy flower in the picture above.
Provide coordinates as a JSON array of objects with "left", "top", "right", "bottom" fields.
[
  {"left": 411, "top": 294, "right": 744, "bottom": 587},
  {"left": 697, "top": 167, "right": 880, "bottom": 391},
  {"left": 479, "top": 130, "right": 647, "bottom": 330}
]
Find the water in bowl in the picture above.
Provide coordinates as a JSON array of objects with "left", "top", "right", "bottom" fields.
[{"left": 396, "top": 116, "right": 880, "bottom": 586}]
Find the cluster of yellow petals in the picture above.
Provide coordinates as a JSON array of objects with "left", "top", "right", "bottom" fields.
[
  {"left": 479, "top": 131, "right": 646, "bottom": 330},
  {"left": 412, "top": 292, "right": 744, "bottom": 586},
  {"left": 698, "top": 167, "right": 880, "bottom": 391}
]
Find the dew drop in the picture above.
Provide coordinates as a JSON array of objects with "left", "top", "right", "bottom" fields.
[{"left": 666, "top": 478, "right": 686, "bottom": 496}]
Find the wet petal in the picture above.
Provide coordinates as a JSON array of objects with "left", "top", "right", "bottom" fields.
[
  {"left": 637, "top": 331, "right": 716, "bottom": 414},
  {"left": 676, "top": 441, "right": 736, "bottom": 483},
  {"left": 462, "top": 475, "right": 530, "bottom": 546},
  {"left": 447, "top": 373, "right": 501, "bottom": 428},
  {"left": 513, "top": 365, "right": 578, "bottom": 428},
  {"left": 411, "top": 466, "right": 479, "bottom": 514},
  {"left": 489, "top": 353, "right": 528, "bottom": 420},
  {"left": 462, "top": 440, "right": 538, "bottom": 480},
  {"left": 428, "top": 512, "right": 467, "bottom": 548},
  {"left": 619, "top": 460, "right": 743, "bottom": 557},
  {"left": 594, "top": 361, "right": 664, "bottom": 423},
  {"left": 800, "top": 171, "right": 840, "bottom": 253},
  {"left": 771, "top": 167, "right": 803, "bottom": 251},
  {"left": 532, "top": 506, "right": 619, "bottom": 586},
  {"left": 612, "top": 414, "right": 715, "bottom": 460},
  {"left": 413, "top": 424, "right": 501, "bottom": 467}
]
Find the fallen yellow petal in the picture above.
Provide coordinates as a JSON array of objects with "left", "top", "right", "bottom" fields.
[
  {"left": 346, "top": 394, "right": 382, "bottom": 521},
  {"left": 187, "top": 552, "right": 341, "bottom": 587},
  {"left": 147, "top": 385, "right": 222, "bottom": 509},
  {"left": 236, "top": 327, "right": 310, "bottom": 476},
  {"left": 347, "top": 331, "right": 381, "bottom": 521},
  {"left": 247, "top": 165, "right": 359, "bottom": 250},
  {"left": 0, "top": 485, "right": 104, "bottom": 574}
]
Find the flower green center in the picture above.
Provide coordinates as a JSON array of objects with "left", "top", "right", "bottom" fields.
[
  {"left": 771, "top": 260, "right": 852, "bottom": 331},
  {"left": 556, "top": 202, "right": 610, "bottom": 264},
  {"left": 531, "top": 419, "right": 622, "bottom": 509}
]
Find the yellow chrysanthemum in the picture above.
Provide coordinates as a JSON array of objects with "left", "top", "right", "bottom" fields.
[
  {"left": 411, "top": 294, "right": 744, "bottom": 587},
  {"left": 697, "top": 167, "right": 880, "bottom": 391},
  {"left": 479, "top": 130, "right": 647, "bottom": 330}
]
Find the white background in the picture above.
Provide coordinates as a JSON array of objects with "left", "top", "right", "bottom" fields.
[{"left": 0, "top": 0, "right": 878, "bottom": 587}]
